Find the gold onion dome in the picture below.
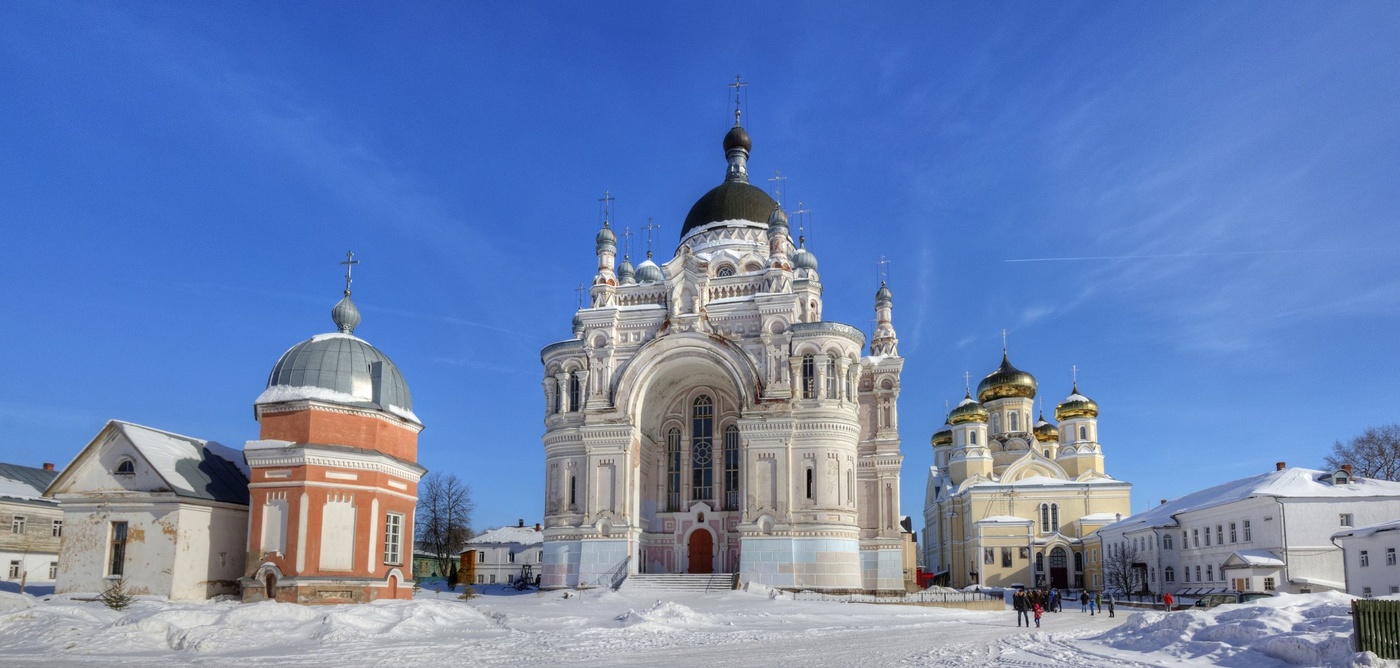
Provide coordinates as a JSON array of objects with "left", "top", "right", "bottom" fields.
[
  {"left": 931, "top": 421, "right": 953, "bottom": 447},
  {"left": 1055, "top": 382, "right": 1099, "bottom": 421},
  {"left": 947, "top": 392, "right": 988, "bottom": 425},
  {"left": 1033, "top": 412, "right": 1059, "bottom": 443},
  {"left": 976, "top": 352, "right": 1038, "bottom": 402}
]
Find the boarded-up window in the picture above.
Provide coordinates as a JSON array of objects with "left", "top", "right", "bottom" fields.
[{"left": 319, "top": 496, "right": 356, "bottom": 571}]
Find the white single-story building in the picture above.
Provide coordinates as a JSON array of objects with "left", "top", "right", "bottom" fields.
[
  {"left": 1332, "top": 519, "right": 1400, "bottom": 598},
  {"left": 463, "top": 521, "right": 543, "bottom": 587},
  {"left": 46, "top": 421, "right": 250, "bottom": 600}
]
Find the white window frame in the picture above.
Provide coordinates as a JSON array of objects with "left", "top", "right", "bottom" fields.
[
  {"left": 382, "top": 512, "right": 404, "bottom": 566},
  {"left": 51, "top": 519, "right": 62, "bottom": 538},
  {"left": 11, "top": 515, "right": 25, "bottom": 534}
]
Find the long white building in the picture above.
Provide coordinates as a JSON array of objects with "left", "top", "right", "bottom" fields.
[{"left": 1091, "top": 462, "right": 1400, "bottom": 598}]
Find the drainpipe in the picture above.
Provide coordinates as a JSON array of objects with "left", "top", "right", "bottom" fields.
[
  {"left": 1329, "top": 532, "right": 1349, "bottom": 596},
  {"left": 1277, "top": 497, "right": 1290, "bottom": 591}
]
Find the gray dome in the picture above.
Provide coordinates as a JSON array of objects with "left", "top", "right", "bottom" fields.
[
  {"left": 331, "top": 294, "right": 361, "bottom": 334},
  {"left": 263, "top": 333, "right": 414, "bottom": 415},
  {"left": 596, "top": 224, "right": 616, "bottom": 248},
  {"left": 767, "top": 205, "right": 788, "bottom": 230},
  {"left": 876, "top": 282, "right": 892, "bottom": 304},
  {"left": 618, "top": 257, "right": 636, "bottom": 285},
  {"left": 791, "top": 244, "right": 819, "bottom": 271},
  {"left": 636, "top": 256, "right": 664, "bottom": 283}
]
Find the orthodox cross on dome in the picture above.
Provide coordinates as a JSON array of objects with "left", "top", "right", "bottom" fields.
[
  {"left": 877, "top": 255, "right": 891, "bottom": 284},
  {"left": 768, "top": 169, "right": 786, "bottom": 206},
  {"left": 1002, "top": 328, "right": 1009, "bottom": 353},
  {"left": 964, "top": 371, "right": 972, "bottom": 394},
  {"left": 791, "top": 201, "right": 812, "bottom": 242},
  {"left": 622, "top": 226, "right": 634, "bottom": 258},
  {"left": 575, "top": 283, "right": 584, "bottom": 309},
  {"left": 728, "top": 75, "right": 748, "bottom": 126},
  {"left": 1071, "top": 364, "right": 1079, "bottom": 390},
  {"left": 339, "top": 251, "right": 359, "bottom": 296},
  {"left": 598, "top": 190, "right": 615, "bottom": 226},
  {"left": 642, "top": 217, "right": 660, "bottom": 257}
]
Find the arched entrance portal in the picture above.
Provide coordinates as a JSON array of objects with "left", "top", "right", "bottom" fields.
[
  {"left": 688, "top": 529, "right": 714, "bottom": 574},
  {"left": 1049, "top": 546, "right": 1068, "bottom": 589}
]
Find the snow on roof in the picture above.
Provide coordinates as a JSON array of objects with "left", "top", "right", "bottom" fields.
[
  {"left": 989, "top": 474, "right": 1121, "bottom": 487},
  {"left": 978, "top": 515, "right": 1032, "bottom": 524},
  {"left": 255, "top": 385, "right": 421, "bottom": 424},
  {"left": 1079, "top": 513, "right": 1122, "bottom": 522},
  {"left": 1226, "top": 549, "right": 1285, "bottom": 567},
  {"left": 1102, "top": 466, "right": 1400, "bottom": 534},
  {"left": 1062, "top": 393, "right": 1092, "bottom": 402},
  {"left": 1332, "top": 518, "right": 1400, "bottom": 540},
  {"left": 114, "top": 421, "right": 249, "bottom": 505},
  {"left": 0, "top": 462, "right": 58, "bottom": 503},
  {"left": 466, "top": 525, "right": 544, "bottom": 547}
]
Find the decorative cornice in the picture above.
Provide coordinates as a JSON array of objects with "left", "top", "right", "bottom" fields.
[
  {"left": 256, "top": 400, "right": 423, "bottom": 433},
  {"left": 244, "top": 445, "right": 424, "bottom": 482}
]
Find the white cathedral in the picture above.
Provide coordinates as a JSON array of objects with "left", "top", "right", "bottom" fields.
[{"left": 539, "top": 112, "right": 906, "bottom": 592}]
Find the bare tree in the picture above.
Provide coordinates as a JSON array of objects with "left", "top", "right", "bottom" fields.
[
  {"left": 1103, "top": 541, "right": 1144, "bottom": 597},
  {"left": 416, "top": 472, "right": 475, "bottom": 582},
  {"left": 1324, "top": 424, "right": 1400, "bottom": 482}
]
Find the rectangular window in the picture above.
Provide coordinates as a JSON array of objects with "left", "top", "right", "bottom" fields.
[
  {"left": 489, "top": 574, "right": 496, "bottom": 584},
  {"left": 1391, "top": 586, "right": 1399, "bottom": 595},
  {"left": 1205, "top": 530, "right": 1211, "bottom": 547},
  {"left": 477, "top": 551, "right": 485, "bottom": 563},
  {"left": 1164, "top": 534, "right": 1173, "bottom": 550},
  {"left": 984, "top": 548, "right": 995, "bottom": 565},
  {"left": 108, "top": 521, "right": 128, "bottom": 576},
  {"left": 1243, "top": 520, "right": 1251, "bottom": 542},
  {"left": 48, "top": 562, "right": 58, "bottom": 580},
  {"left": 476, "top": 575, "right": 483, "bottom": 584},
  {"left": 509, "top": 551, "right": 516, "bottom": 563},
  {"left": 382, "top": 513, "right": 403, "bottom": 565},
  {"left": 7, "top": 561, "right": 18, "bottom": 578},
  {"left": 1001, "top": 548, "right": 1012, "bottom": 568},
  {"left": 1363, "top": 586, "right": 1372, "bottom": 597},
  {"left": 1195, "top": 565, "right": 1201, "bottom": 581},
  {"left": 1340, "top": 513, "right": 1354, "bottom": 527},
  {"left": 1183, "top": 568, "right": 1190, "bottom": 583},
  {"left": 1182, "top": 531, "right": 1188, "bottom": 548},
  {"left": 1263, "top": 577, "right": 1275, "bottom": 591},
  {"left": 1229, "top": 522, "right": 1237, "bottom": 543},
  {"left": 1193, "top": 529, "right": 1199, "bottom": 548},
  {"left": 1361, "top": 550, "right": 1370, "bottom": 567},
  {"left": 1388, "top": 548, "right": 1396, "bottom": 566},
  {"left": 1206, "top": 565, "right": 1213, "bottom": 581},
  {"left": 11, "top": 515, "right": 25, "bottom": 534},
  {"left": 1216, "top": 525, "right": 1223, "bottom": 544},
  {"left": 51, "top": 519, "right": 62, "bottom": 538}
]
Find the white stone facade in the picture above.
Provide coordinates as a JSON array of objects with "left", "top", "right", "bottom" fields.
[
  {"left": 540, "top": 122, "right": 904, "bottom": 592},
  {"left": 464, "top": 524, "right": 544, "bottom": 586},
  {"left": 1333, "top": 520, "right": 1400, "bottom": 598}
]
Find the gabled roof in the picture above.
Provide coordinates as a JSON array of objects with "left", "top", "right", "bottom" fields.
[
  {"left": 1101, "top": 467, "right": 1400, "bottom": 535},
  {"left": 465, "top": 525, "right": 544, "bottom": 547},
  {"left": 46, "top": 420, "right": 249, "bottom": 506},
  {"left": 0, "top": 462, "right": 59, "bottom": 503},
  {"left": 1222, "top": 549, "right": 1284, "bottom": 569}
]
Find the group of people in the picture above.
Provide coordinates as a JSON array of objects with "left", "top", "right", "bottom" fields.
[{"left": 1013, "top": 588, "right": 1119, "bottom": 628}]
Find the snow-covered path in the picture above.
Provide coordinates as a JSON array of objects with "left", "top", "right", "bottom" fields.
[{"left": 0, "top": 586, "right": 1378, "bottom": 667}]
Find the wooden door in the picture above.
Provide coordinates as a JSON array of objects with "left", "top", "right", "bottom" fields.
[{"left": 688, "top": 529, "right": 713, "bottom": 574}]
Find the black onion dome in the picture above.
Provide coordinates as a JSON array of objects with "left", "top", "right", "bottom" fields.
[
  {"left": 723, "top": 125, "right": 752, "bottom": 153},
  {"left": 679, "top": 181, "right": 777, "bottom": 239}
]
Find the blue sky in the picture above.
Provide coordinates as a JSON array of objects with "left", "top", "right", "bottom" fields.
[{"left": 3, "top": 2, "right": 1398, "bottom": 533}]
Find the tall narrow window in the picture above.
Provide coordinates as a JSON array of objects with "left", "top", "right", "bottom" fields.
[
  {"left": 1074, "top": 551, "right": 1083, "bottom": 572},
  {"left": 805, "top": 468, "right": 814, "bottom": 500},
  {"left": 568, "top": 374, "right": 581, "bottom": 412},
  {"left": 51, "top": 520, "right": 62, "bottom": 538},
  {"left": 801, "top": 355, "right": 815, "bottom": 399},
  {"left": 970, "top": 431, "right": 978, "bottom": 445},
  {"left": 1216, "top": 525, "right": 1223, "bottom": 543},
  {"left": 1079, "top": 426, "right": 1087, "bottom": 440},
  {"left": 1243, "top": 520, "right": 1251, "bottom": 541},
  {"left": 825, "top": 355, "right": 838, "bottom": 399},
  {"left": 383, "top": 513, "right": 403, "bottom": 565},
  {"left": 691, "top": 396, "right": 714, "bottom": 502},
  {"left": 569, "top": 475, "right": 576, "bottom": 507},
  {"left": 1229, "top": 522, "right": 1237, "bottom": 543},
  {"left": 1040, "top": 504, "right": 1050, "bottom": 533},
  {"left": 48, "top": 562, "right": 58, "bottom": 580},
  {"left": 109, "top": 521, "right": 128, "bottom": 576},
  {"left": 666, "top": 427, "right": 682, "bottom": 511},
  {"left": 11, "top": 515, "right": 25, "bottom": 534},
  {"left": 723, "top": 425, "right": 740, "bottom": 510},
  {"left": 846, "top": 469, "right": 854, "bottom": 504},
  {"left": 1051, "top": 504, "right": 1059, "bottom": 530},
  {"left": 1010, "top": 412, "right": 1020, "bottom": 432}
]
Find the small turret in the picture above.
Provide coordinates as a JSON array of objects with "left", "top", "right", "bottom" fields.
[{"left": 870, "top": 281, "right": 898, "bottom": 357}]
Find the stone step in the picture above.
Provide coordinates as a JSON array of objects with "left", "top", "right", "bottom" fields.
[{"left": 622, "top": 573, "right": 736, "bottom": 593}]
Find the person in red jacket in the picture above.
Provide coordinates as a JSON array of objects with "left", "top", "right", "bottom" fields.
[{"left": 1163, "top": 591, "right": 1175, "bottom": 612}]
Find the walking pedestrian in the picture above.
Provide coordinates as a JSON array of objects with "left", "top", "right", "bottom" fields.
[
  {"left": 1107, "top": 595, "right": 1116, "bottom": 618},
  {"left": 1163, "top": 591, "right": 1174, "bottom": 612},
  {"left": 1080, "top": 591, "right": 1089, "bottom": 612},
  {"left": 1033, "top": 602, "right": 1043, "bottom": 628}
]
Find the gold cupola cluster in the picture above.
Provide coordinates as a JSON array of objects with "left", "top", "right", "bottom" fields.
[
  {"left": 1033, "top": 412, "right": 1059, "bottom": 443},
  {"left": 947, "top": 392, "right": 989, "bottom": 425},
  {"left": 1054, "top": 382, "right": 1099, "bottom": 420},
  {"left": 931, "top": 420, "right": 953, "bottom": 447},
  {"left": 976, "top": 353, "right": 1038, "bottom": 402}
]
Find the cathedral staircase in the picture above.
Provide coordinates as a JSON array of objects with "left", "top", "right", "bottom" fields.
[{"left": 621, "top": 573, "right": 738, "bottom": 593}]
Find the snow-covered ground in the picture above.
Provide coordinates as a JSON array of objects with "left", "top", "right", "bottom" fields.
[{"left": 0, "top": 585, "right": 1388, "bottom": 666}]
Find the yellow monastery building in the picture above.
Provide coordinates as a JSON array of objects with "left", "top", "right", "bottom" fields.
[{"left": 922, "top": 352, "right": 1131, "bottom": 590}]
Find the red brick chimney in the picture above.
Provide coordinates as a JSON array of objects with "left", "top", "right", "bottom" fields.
[
  {"left": 42, "top": 463, "right": 54, "bottom": 471},
  {"left": 534, "top": 523, "right": 542, "bottom": 532},
  {"left": 1160, "top": 499, "right": 1167, "bottom": 505},
  {"left": 1342, "top": 464, "right": 1353, "bottom": 475},
  {"left": 1276, "top": 461, "right": 1286, "bottom": 471}
]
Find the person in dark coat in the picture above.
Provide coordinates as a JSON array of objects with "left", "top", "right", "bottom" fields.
[
  {"left": 1014, "top": 591, "right": 1030, "bottom": 627},
  {"left": 1107, "top": 594, "right": 1116, "bottom": 618},
  {"left": 1051, "top": 589, "right": 1061, "bottom": 612},
  {"left": 1080, "top": 590, "right": 1089, "bottom": 612}
]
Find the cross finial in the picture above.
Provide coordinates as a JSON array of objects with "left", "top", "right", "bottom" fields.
[
  {"left": 767, "top": 169, "right": 786, "bottom": 206},
  {"left": 964, "top": 371, "right": 972, "bottom": 394},
  {"left": 339, "top": 251, "right": 359, "bottom": 296},
  {"left": 1002, "top": 329, "right": 1009, "bottom": 354},
  {"left": 1071, "top": 364, "right": 1079, "bottom": 391},
  {"left": 642, "top": 216, "right": 660, "bottom": 258},
  {"left": 621, "top": 226, "right": 634, "bottom": 258},
  {"left": 791, "top": 201, "right": 811, "bottom": 241},
  {"left": 877, "top": 256, "right": 891, "bottom": 284},
  {"left": 598, "top": 190, "right": 615, "bottom": 225},
  {"left": 729, "top": 75, "right": 748, "bottom": 126},
  {"left": 575, "top": 283, "right": 584, "bottom": 309}
]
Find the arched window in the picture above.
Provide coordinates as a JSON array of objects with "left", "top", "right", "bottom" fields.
[
  {"left": 115, "top": 459, "right": 135, "bottom": 475},
  {"left": 1040, "top": 504, "right": 1050, "bottom": 533},
  {"left": 1164, "top": 566, "right": 1175, "bottom": 583},
  {"left": 1010, "top": 412, "right": 1020, "bottom": 432},
  {"left": 568, "top": 373, "right": 581, "bottom": 412},
  {"left": 666, "top": 428, "right": 682, "bottom": 511},
  {"left": 1035, "top": 552, "right": 1044, "bottom": 571},
  {"left": 805, "top": 468, "right": 814, "bottom": 500},
  {"left": 825, "top": 355, "right": 838, "bottom": 399},
  {"left": 723, "top": 425, "right": 740, "bottom": 510},
  {"left": 1051, "top": 504, "right": 1059, "bottom": 530},
  {"left": 970, "top": 431, "right": 978, "bottom": 445},
  {"left": 801, "top": 355, "right": 815, "bottom": 399},
  {"left": 716, "top": 265, "right": 735, "bottom": 278},
  {"left": 691, "top": 396, "right": 714, "bottom": 503},
  {"left": 1074, "top": 551, "right": 1084, "bottom": 572},
  {"left": 1079, "top": 426, "right": 1087, "bottom": 441}
]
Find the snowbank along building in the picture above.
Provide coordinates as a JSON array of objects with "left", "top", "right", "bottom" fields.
[{"left": 540, "top": 107, "right": 906, "bottom": 592}]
